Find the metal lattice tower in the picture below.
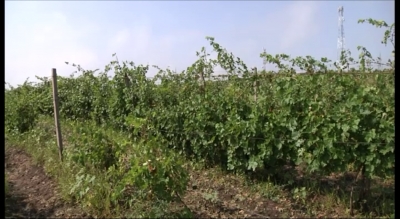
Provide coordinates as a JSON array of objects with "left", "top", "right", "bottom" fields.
[
  {"left": 337, "top": 6, "right": 345, "bottom": 63},
  {"left": 378, "top": 53, "right": 382, "bottom": 70},
  {"left": 262, "top": 48, "right": 267, "bottom": 72}
]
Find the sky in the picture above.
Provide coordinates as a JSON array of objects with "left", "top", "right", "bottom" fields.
[{"left": 5, "top": 1, "right": 394, "bottom": 86}]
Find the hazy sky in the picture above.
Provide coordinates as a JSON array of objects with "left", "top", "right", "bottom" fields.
[{"left": 5, "top": 1, "right": 394, "bottom": 86}]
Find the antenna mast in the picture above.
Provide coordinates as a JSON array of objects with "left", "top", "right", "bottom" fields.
[
  {"left": 378, "top": 53, "right": 382, "bottom": 70},
  {"left": 337, "top": 6, "right": 345, "bottom": 68}
]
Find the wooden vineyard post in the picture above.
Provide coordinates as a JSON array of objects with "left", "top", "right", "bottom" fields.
[{"left": 52, "top": 68, "right": 64, "bottom": 162}]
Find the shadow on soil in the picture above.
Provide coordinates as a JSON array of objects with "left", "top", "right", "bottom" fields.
[
  {"left": 5, "top": 146, "right": 92, "bottom": 219},
  {"left": 5, "top": 183, "right": 59, "bottom": 218},
  {"left": 244, "top": 164, "right": 394, "bottom": 217}
]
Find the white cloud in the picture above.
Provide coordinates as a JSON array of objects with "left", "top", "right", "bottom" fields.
[
  {"left": 109, "top": 29, "right": 132, "bottom": 49},
  {"left": 106, "top": 25, "right": 205, "bottom": 77},
  {"left": 248, "top": 2, "right": 319, "bottom": 49},
  {"left": 278, "top": 2, "right": 320, "bottom": 50},
  {"left": 202, "top": 1, "right": 321, "bottom": 72},
  {"left": 5, "top": 1, "right": 322, "bottom": 86},
  {"left": 31, "top": 12, "right": 84, "bottom": 45},
  {"left": 5, "top": 9, "right": 100, "bottom": 86}
]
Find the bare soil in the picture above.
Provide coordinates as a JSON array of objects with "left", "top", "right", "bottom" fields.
[
  {"left": 5, "top": 147, "right": 91, "bottom": 219},
  {"left": 181, "top": 169, "right": 285, "bottom": 218}
]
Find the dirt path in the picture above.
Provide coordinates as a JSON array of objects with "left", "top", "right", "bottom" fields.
[{"left": 5, "top": 147, "right": 91, "bottom": 219}]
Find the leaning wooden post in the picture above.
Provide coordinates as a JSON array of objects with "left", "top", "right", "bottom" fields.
[{"left": 52, "top": 69, "right": 63, "bottom": 162}]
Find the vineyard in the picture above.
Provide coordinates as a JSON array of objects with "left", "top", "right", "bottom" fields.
[{"left": 5, "top": 18, "right": 394, "bottom": 218}]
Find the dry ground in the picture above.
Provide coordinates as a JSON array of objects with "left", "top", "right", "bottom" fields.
[{"left": 5, "top": 147, "right": 92, "bottom": 219}]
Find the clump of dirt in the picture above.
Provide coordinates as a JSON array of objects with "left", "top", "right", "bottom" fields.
[{"left": 5, "top": 147, "right": 91, "bottom": 219}]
